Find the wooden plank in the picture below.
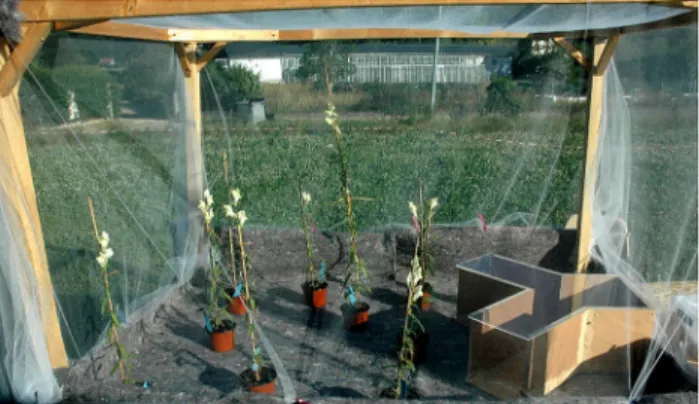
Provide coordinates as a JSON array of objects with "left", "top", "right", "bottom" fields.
[
  {"left": 0, "top": 39, "right": 68, "bottom": 369},
  {"left": 277, "top": 28, "right": 529, "bottom": 40},
  {"left": 578, "top": 308, "right": 655, "bottom": 373},
  {"left": 169, "top": 28, "right": 279, "bottom": 42},
  {"left": 528, "top": 309, "right": 587, "bottom": 395},
  {"left": 575, "top": 37, "right": 609, "bottom": 275},
  {"left": 196, "top": 41, "right": 228, "bottom": 72},
  {"left": 18, "top": 0, "right": 697, "bottom": 22},
  {"left": 552, "top": 37, "right": 591, "bottom": 70},
  {"left": 0, "top": 22, "right": 52, "bottom": 96},
  {"left": 62, "top": 20, "right": 170, "bottom": 41}
]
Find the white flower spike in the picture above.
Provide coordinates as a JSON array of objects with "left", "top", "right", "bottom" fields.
[
  {"left": 237, "top": 210, "right": 248, "bottom": 226},
  {"left": 223, "top": 204, "right": 235, "bottom": 219},
  {"left": 99, "top": 231, "right": 110, "bottom": 249},
  {"left": 409, "top": 201, "right": 418, "bottom": 218},
  {"left": 231, "top": 188, "right": 242, "bottom": 206},
  {"left": 204, "top": 189, "right": 213, "bottom": 205},
  {"left": 429, "top": 198, "right": 439, "bottom": 210},
  {"left": 302, "top": 191, "right": 312, "bottom": 204}
]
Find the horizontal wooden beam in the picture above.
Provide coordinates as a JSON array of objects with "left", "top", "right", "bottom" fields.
[
  {"left": 19, "top": 0, "right": 697, "bottom": 22},
  {"left": 64, "top": 21, "right": 532, "bottom": 41}
]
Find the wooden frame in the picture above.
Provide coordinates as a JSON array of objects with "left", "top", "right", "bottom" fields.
[
  {"left": 1, "top": 0, "right": 696, "bottom": 379},
  {"left": 0, "top": 23, "right": 68, "bottom": 370},
  {"left": 17, "top": 0, "right": 698, "bottom": 22}
]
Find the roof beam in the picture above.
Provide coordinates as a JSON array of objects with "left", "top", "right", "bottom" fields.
[{"left": 19, "top": 0, "right": 697, "bottom": 22}]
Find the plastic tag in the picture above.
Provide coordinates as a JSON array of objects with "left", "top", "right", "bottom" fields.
[
  {"left": 203, "top": 313, "right": 213, "bottom": 333},
  {"left": 319, "top": 261, "right": 326, "bottom": 282},
  {"left": 251, "top": 362, "right": 259, "bottom": 372},
  {"left": 347, "top": 286, "right": 356, "bottom": 306},
  {"left": 233, "top": 283, "right": 243, "bottom": 297}
]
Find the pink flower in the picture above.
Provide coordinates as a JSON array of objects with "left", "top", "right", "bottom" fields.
[
  {"left": 412, "top": 216, "right": 421, "bottom": 233},
  {"left": 477, "top": 213, "right": 487, "bottom": 232}
]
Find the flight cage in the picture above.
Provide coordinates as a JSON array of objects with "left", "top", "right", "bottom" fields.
[{"left": 0, "top": 3, "right": 697, "bottom": 404}]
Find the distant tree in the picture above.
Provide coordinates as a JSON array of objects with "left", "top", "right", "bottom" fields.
[
  {"left": 202, "top": 62, "right": 262, "bottom": 111},
  {"left": 295, "top": 41, "right": 356, "bottom": 97}
]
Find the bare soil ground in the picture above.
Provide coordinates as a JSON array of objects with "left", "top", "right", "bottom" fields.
[{"left": 58, "top": 226, "right": 696, "bottom": 403}]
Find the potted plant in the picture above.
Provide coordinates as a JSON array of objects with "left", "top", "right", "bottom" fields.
[
  {"left": 87, "top": 196, "right": 131, "bottom": 383},
  {"left": 381, "top": 201, "right": 427, "bottom": 400},
  {"left": 298, "top": 185, "right": 328, "bottom": 308},
  {"left": 326, "top": 104, "right": 371, "bottom": 331},
  {"left": 411, "top": 180, "right": 438, "bottom": 311},
  {"left": 199, "top": 189, "right": 237, "bottom": 353},
  {"left": 224, "top": 187, "right": 248, "bottom": 316},
  {"left": 224, "top": 194, "right": 278, "bottom": 394}
]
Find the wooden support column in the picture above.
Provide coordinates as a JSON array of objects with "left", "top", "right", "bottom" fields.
[
  {"left": 0, "top": 24, "right": 69, "bottom": 369},
  {"left": 175, "top": 42, "right": 204, "bottom": 223},
  {"left": 573, "top": 36, "right": 620, "bottom": 310}
]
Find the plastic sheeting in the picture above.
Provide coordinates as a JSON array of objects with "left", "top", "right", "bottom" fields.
[
  {"left": 119, "top": 5, "right": 691, "bottom": 33},
  {"left": 0, "top": 17, "right": 696, "bottom": 404}
]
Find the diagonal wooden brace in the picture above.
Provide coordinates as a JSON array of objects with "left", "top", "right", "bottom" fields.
[{"left": 0, "top": 22, "right": 52, "bottom": 97}]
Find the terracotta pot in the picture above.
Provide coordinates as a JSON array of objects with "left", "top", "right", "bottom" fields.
[
  {"left": 302, "top": 281, "right": 328, "bottom": 308},
  {"left": 209, "top": 320, "right": 235, "bottom": 353},
  {"left": 417, "top": 282, "right": 433, "bottom": 311},
  {"left": 228, "top": 295, "right": 247, "bottom": 316},
  {"left": 396, "top": 330, "right": 429, "bottom": 365},
  {"left": 341, "top": 302, "right": 370, "bottom": 332},
  {"left": 241, "top": 366, "right": 277, "bottom": 394}
]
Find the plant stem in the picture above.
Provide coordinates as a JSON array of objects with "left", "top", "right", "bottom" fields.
[
  {"left": 397, "top": 234, "right": 421, "bottom": 398},
  {"left": 223, "top": 153, "right": 238, "bottom": 287},
  {"left": 87, "top": 196, "right": 127, "bottom": 384},
  {"left": 299, "top": 183, "right": 315, "bottom": 284},
  {"left": 237, "top": 222, "right": 261, "bottom": 382}
]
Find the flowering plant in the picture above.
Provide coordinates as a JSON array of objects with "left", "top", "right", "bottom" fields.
[{"left": 88, "top": 196, "right": 130, "bottom": 384}]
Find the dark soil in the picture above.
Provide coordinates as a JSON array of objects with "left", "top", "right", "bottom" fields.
[
  {"left": 240, "top": 367, "right": 277, "bottom": 389},
  {"left": 57, "top": 226, "right": 697, "bottom": 403},
  {"left": 212, "top": 319, "right": 236, "bottom": 333},
  {"left": 379, "top": 385, "right": 421, "bottom": 400}
]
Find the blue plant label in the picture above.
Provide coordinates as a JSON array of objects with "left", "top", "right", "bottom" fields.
[
  {"left": 251, "top": 362, "right": 259, "bottom": 372},
  {"left": 400, "top": 380, "right": 408, "bottom": 399},
  {"left": 347, "top": 286, "right": 356, "bottom": 306},
  {"left": 143, "top": 381, "right": 149, "bottom": 389},
  {"left": 203, "top": 313, "right": 213, "bottom": 333},
  {"left": 233, "top": 283, "right": 243, "bottom": 297},
  {"left": 319, "top": 261, "right": 326, "bottom": 282}
]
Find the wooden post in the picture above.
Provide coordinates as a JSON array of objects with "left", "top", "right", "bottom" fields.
[
  {"left": 575, "top": 37, "right": 607, "bottom": 274},
  {"left": 0, "top": 25, "right": 69, "bottom": 369},
  {"left": 175, "top": 42, "right": 204, "bottom": 222}
]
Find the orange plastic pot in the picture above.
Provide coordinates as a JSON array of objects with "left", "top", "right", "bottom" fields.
[
  {"left": 341, "top": 302, "right": 370, "bottom": 332},
  {"left": 419, "top": 282, "right": 433, "bottom": 311},
  {"left": 210, "top": 328, "right": 235, "bottom": 353},
  {"left": 228, "top": 295, "right": 247, "bottom": 316},
  {"left": 241, "top": 367, "right": 277, "bottom": 394},
  {"left": 303, "top": 282, "right": 328, "bottom": 308}
]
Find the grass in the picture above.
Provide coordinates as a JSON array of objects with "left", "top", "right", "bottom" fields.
[{"left": 24, "top": 104, "right": 697, "bottom": 358}]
